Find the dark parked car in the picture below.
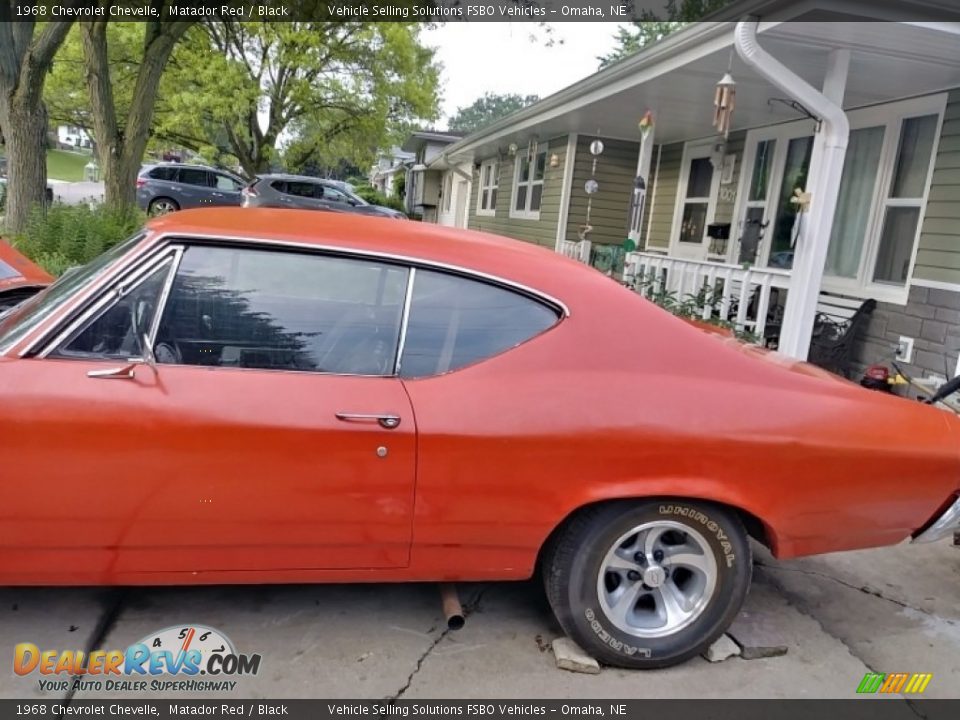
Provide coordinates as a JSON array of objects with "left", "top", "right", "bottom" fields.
[
  {"left": 136, "top": 163, "right": 247, "bottom": 216},
  {"left": 242, "top": 174, "right": 406, "bottom": 219}
]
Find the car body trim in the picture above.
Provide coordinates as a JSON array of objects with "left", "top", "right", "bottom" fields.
[
  {"left": 394, "top": 267, "right": 416, "bottom": 376},
  {"left": 912, "top": 495, "right": 960, "bottom": 543}
]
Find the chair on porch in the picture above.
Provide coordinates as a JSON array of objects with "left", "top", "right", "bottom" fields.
[{"left": 808, "top": 296, "right": 877, "bottom": 377}]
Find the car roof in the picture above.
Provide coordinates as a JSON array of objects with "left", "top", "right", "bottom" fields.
[
  {"left": 143, "top": 208, "right": 601, "bottom": 303},
  {"left": 142, "top": 163, "right": 240, "bottom": 176},
  {"left": 256, "top": 174, "right": 340, "bottom": 185}
]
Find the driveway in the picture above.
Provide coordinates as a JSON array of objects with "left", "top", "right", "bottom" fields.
[{"left": 2, "top": 540, "right": 957, "bottom": 700}]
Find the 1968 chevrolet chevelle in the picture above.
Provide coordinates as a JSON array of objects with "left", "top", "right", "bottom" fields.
[{"left": 2, "top": 208, "right": 958, "bottom": 668}]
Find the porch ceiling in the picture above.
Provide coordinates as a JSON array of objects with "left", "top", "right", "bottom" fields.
[{"left": 445, "top": 17, "right": 960, "bottom": 163}]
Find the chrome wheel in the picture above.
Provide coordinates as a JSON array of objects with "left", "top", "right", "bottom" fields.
[
  {"left": 597, "top": 520, "right": 718, "bottom": 638},
  {"left": 148, "top": 198, "right": 178, "bottom": 216}
]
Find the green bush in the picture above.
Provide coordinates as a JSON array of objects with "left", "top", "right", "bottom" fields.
[
  {"left": 351, "top": 184, "right": 407, "bottom": 214},
  {"left": 13, "top": 203, "right": 145, "bottom": 276}
]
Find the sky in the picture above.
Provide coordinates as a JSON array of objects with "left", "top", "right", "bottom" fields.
[{"left": 422, "top": 22, "right": 623, "bottom": 126}]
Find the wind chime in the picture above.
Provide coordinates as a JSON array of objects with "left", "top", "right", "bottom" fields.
[
  {"left": 713, "top": 52, "right": 737, "bottom": 139},
  {"left": 625, "top": 111, "right": 655, "bottom": 253},
  {"left": 579, "top": 135, "right": 604, "bottom": 244}
]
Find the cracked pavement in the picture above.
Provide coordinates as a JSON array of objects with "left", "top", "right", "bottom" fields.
[{"left": 2, "top": 540, "right": 958, "bottom": 700}]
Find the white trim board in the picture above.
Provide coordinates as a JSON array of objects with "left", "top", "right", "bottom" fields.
[{"left": 554, "top": 134, "right": 578, "bottom": 251}]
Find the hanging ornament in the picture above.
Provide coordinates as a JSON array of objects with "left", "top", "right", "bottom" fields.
[
  {"left": 713, "top": 71, "right": 736, "bottom": 139},
  {"left": 589, "top": 139, "right": 604, "bottom": 156},
  {"left": 584, "top": 179, "right": 599, "bottom": 194}
]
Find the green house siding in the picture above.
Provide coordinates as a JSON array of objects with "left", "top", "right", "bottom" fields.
[
  {"left": 914, "top": 89, "right": 960, "bottom": 286},
  {"left": 467, "top": 135, "right": 567, "bottom": 249},
  {"left": 645, "top": 142, "right": 683, "bottom": 250},
  {"left": 565, "top": 137, "right": 640, "bottom": 246}
]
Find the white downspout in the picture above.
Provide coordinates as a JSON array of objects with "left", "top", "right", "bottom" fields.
[{"left": 734, "top": 19, "right": 850, "bottom": 360}]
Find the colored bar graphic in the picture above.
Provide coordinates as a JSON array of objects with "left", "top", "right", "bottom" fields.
[{"left": 857, "top": 672, "right": 932, "bottom": 694}]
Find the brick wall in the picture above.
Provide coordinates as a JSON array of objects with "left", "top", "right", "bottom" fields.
[{"left": 851, "top": 285, "right": 960, "bottom": 383}]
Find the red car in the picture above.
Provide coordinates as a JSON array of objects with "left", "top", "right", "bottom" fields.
[
  {"left": 0, "top": 238, "right": 52, "bottom": 311},
  {"left": 2, "top": 209, "right": 958, "bottom": 668}
]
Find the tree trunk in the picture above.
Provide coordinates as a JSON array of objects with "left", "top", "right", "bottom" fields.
[{"left": 0, "top": 97, "right": 47, "bottom": 233}]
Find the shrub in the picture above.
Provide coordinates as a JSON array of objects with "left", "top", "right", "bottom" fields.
[
  {"left": 351, "top": 183, "right": 407, "bottom": 214},
  {"left": 13, "top": 202, "right": 145, "bottom": 276}
]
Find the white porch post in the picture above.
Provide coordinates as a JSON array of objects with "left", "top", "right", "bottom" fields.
[
  {"left": 628, "top": 122, "right": 655, "bottom": 248},
  {"left": 735, "top": 21, "right": 851, "bottom": 360}
]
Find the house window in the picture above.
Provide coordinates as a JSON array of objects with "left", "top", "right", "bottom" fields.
[
  {"left": 679, "top": 157, "right": 714, "bottom": 243},
  {"left": 477, "top": 160, "right": 498, "bottom": 216},
  {"left": 511, "top": 146, "right": 546, "bottom": 220},
  {"left": 872, "top": 114, "right": 939, "bottom": 284}
]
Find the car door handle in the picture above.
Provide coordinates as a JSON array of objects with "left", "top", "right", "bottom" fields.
[{"left": 335, "top": 412, "right": 401, "bottom": 429}]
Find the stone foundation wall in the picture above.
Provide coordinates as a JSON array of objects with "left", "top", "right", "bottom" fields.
[{"left": 851, "top": 285, "right": 960, "bottom": 385}]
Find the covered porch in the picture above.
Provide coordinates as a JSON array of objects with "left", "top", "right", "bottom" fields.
[{"left": 445, "top": 2, "right": 960, "bottom": 370}]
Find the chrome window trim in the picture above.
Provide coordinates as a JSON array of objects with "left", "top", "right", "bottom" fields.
[
  {"left": 393, "top": 267, "right": 416, "bottom": 376},
  {"left": 16, "top": 232, "right": 153, "bottom": 357},
  {"left": 38, "top": 248, "right": 181, "bottom": 360},
  {"left": 23, "top": 231, "right": 568, "bottom": 368},
  {"left": 148, "top": 247, "right": 184, "bottom": 346},
  {"left": 148, "top": 232, "right": 570, "bottom": 317}
]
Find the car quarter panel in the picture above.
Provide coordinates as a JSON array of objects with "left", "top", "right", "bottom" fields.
[{"left": 401, "top": 279, "right": 960, "bottom": 578}]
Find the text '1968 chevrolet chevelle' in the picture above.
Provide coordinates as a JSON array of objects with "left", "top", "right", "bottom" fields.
[{"left": 1, "top": 208, "right": 958, "bottom": 668}]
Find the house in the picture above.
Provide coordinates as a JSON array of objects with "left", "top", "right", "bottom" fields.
[
  {"left": 369, "top": 147, "right": 415, "bottom": 198},
  {"left": 56, "top": 125, "right": 92, "bottom": 150},
  {"left": 401, "top": 130, "right": 463, "bottom": 222},
  {"left": 429, "top": 0, "right": 960, "bottom": 384}
]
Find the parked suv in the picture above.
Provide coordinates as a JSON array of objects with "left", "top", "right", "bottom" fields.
[
  {"left": 136, "top": 163, "right": 247, "bottom": 216},
  {"left": 242, "top": 174, "right": 406, "bottom": 219}
]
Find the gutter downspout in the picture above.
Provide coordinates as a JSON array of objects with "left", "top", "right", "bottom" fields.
[{"left": 734, "top": 19, "right": 850, "bottom": 360}]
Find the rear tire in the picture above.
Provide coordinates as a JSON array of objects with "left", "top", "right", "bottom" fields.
[
  {"left": 542, "top": 499, "right": 751, "bottom": 669},
  {"left": 148, "top": 197, "right": 179, "bottom": 216}
]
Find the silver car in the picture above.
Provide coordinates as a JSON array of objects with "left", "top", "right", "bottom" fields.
[
  {"left": 136, "top": 163, "right": 247, "bottom": 216},
  {"left": 242, "top": 174, "right": 406, "bottom": 218}
]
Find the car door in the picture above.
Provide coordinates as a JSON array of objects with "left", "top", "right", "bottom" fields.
[
  {"left": 6, "top": 243, "right": 416, "bottom": 579},
  {"left": 175, "top": 168, "right": 218, "bottom": 209},
  {"left": 209, "top": 172, "right": 244, "bottom": 208}
]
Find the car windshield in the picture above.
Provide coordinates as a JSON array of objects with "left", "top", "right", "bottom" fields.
[{"left": 0, "top": 232, "right": 146, "bottom": 354}]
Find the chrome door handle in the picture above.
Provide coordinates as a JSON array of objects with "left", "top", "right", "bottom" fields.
[{"left": 335, "top": 412, "right": 401, "bottom": 429}]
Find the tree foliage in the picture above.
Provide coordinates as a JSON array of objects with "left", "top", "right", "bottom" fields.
[
  {"left": 448, "top": 92, "right": 540, "bottom": 134},
  {"left": 160, "top": 21, "right": 440, "bottom": 176},
  {"left": 598, "top": 0, "right": 732, "bottom": 68}
]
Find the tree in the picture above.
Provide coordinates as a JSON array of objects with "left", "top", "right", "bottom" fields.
[
  {"left": 158, "top": 22, "right": 440, "bottom": 176},
  {"left": 448, "top": 93, "right": 540, "bottom": 134},
  {"left": 0, "top": 8, "right": 72, "bottom": 233},
  {"left": 598, "top": 0, "right": 732, "bottom": 68},
  {"left": 79, "top": 10, "right": 196, "bottom": 208}
]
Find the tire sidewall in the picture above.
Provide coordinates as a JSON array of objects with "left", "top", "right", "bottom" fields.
[{"left": 561, "top": 500, "right": 751, "bottom": 666}]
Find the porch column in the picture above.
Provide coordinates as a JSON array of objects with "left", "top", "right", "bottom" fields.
[
  {"left": 628, "top": 121, "right": 655, "bottom": 248},
  {"left": 778, "top": 48, "right": 851, "bottom": 359},
  {"left": 736, "top": 19, "right": 852, "bottom": 360}
]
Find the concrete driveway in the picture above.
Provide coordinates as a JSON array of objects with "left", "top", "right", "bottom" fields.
[{"left": 2, "top": 540, "right": 957, "bottom": 700}]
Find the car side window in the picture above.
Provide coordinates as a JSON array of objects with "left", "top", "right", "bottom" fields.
[
  {"left": 214, "top": 174, "right": 241, "bottom": 191},
  {"left": 178, "top": 169, "right": 211, "bottom": 187},
  {"left": 321, "top": 185, "right": 349, "bottom": 203},
  {"left": 284, "top": 181, "right": 318, "bottom": 198},
  {"left": 54, "top": 259, "right": 173, "bottom": 360},
  {"left": 149, "top": 167, "right": 176, "bottom": 181},
  {"left": 155, "top": 245, "right": 408, "bottom": 375},
  {"left": 399, "top": 270, "right": 559, "bottom": 378}
]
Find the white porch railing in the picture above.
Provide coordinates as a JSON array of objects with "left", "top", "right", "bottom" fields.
[
  {"left": 623, "top": 251, "right": 792, "bottom": 341},
  {"left": 558, "top": 239, "right": 592, "bottom": 263}
]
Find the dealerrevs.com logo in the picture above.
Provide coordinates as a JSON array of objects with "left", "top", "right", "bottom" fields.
[{"left": 14, "top": 625, "right": 261, "bottom": 693}]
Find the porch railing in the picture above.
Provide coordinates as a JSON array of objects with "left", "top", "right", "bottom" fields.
[
  {"left": 558, "top": 239, "right": 592, "bottom": 264},
  {"left": 623, "top": 251, "right": 791, "bottom": 341}
]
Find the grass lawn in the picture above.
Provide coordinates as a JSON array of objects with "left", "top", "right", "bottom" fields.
[{"left": 46, "top": 149, "right": 92, "bottom": 182}]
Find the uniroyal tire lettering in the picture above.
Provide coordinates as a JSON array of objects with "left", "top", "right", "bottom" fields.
[
  {"left": 584, "top": 609, "right": 651, "bottom": 658},
  {"left": 659, "top": 504, "right": 737, "bottom": 568}
]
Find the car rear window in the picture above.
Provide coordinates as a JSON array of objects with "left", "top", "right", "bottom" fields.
[
  {"left": 0, "top": 259, "right": 21, "bottom": 281},
  {"left": 399, "top": 270, "right": 559, "bottom": 378}
]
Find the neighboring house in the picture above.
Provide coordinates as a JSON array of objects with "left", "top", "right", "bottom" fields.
[
  {"left": 369, "top": 147, "right": 415, "bottom": 198},
  {"left": 57, "top": 125, "right": 92, "bottom": 150},
  {"left": 429, "top": 0, "right": 960, "bottom": 383},
  {"left": 401, "top": 131, "right": 463, "bottom": 222}
]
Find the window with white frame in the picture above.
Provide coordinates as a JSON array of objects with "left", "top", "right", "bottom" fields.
[
  {"left": 735, "top": 93, "right": 945, "bottom": 301},
  {"left": 511, "top": 145, "right": 546, "bottom": 219},
  {"left": 477, "top": 160, "right": 498, "bottom": 216}
]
